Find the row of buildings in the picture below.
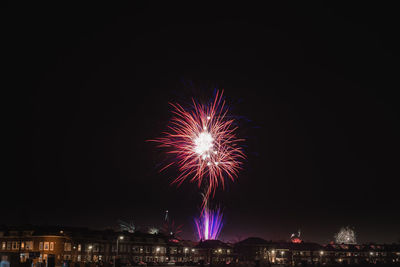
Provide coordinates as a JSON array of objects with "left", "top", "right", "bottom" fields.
[{"left": 0, "top": 225, "right": 399, "bottom": 267}]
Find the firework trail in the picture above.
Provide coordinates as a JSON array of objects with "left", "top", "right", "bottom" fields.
[{"left": 150, "top": 90, "right": 245, "bottom": 207}]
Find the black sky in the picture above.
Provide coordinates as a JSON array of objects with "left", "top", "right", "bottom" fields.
[{"left": 4, "top": 3, "right": 400, "bottom": 244}]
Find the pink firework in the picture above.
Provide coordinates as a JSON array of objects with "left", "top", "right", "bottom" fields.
[{"left": 151, "top": 91, "right": 245, "bottom": 204}]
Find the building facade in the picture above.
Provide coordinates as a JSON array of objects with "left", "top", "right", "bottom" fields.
[
  {"left": 234, "top": 237, "right": 400, "bottom": 266},
  {"left": 0, "top": 226, "right": 198, "bottom": 267},
  {"left": 1, "top": 226, "right": 400, "bottom": 267}
]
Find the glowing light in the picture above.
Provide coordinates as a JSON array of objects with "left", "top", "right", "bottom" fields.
[
  {"left": 195, "top": 207, "right": 223, "bottom": 240},
  {"left": 194, "top": 132, "right": 214, "bottom": 155},
  {"left": 335, "top": 226, "right": 357, "bottom": 244},
  {"left": 291, "top": 238, "right": 301, "bottom": 243},
  {"left": 148, "top": 227, "right": 159, "bottom": 235},
  {"left": 150, "top": 90, "right": 245, "bottom": 207}
]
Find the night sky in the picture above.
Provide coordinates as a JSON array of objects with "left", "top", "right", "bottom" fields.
[{"left": 5, "top": 3, "right": 400, "bottom": 244}]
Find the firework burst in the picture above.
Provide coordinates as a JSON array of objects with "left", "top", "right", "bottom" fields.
[
  {"left": 151, "top": 90, "right": 245, "bottom": 205},
  {"left": 148, "top": 227, "right": 159, "bottom": 235},
  {"left": 334, "top": 226, "right": 357, "bottom": 244},
  {"left": 118, "top": 220, "right": 135, "bottom": 233}
]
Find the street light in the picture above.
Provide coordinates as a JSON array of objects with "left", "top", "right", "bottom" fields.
[
  {"left": 184, "top": 248, "right": 188, "bottom": 262},
  {"left": 88, "top": 245, "right": 93, "bottom": 263},
  {"left": 117, "top": 236, "right": 124, "bottom": 256},
  {"left": 114, "top": 236, "right": 124, "bottom": 267}
]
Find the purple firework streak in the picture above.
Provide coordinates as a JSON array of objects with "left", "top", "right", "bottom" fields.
[{"left": 194, "top": 207, "right": 224, "bottom": 240}]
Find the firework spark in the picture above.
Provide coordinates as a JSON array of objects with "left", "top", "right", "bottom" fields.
[
  {"left": 335, "top": 226, "right": 357, "bottom": 244},
  {"left": 161, "top": 220, "right": 183, "bottom": 239},
  {"left": 194, "top": 206, "right": 224, "bottom": 241},
  {"left": 148, "top": 227, "right": 159, "bottom": 235},
  {"left": 151, "top": 91, "right": 245, "bottom": 205},
  {"left": 118, "top": 220, "right": 135, "bottom": 233}
]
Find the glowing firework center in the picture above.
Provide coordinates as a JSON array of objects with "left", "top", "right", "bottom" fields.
[
  {"left": 194, "top": 129, "right": 219, "bottom": 168},
  {"left": 195, "top": 131, "right": 214, "bottom": 157}
]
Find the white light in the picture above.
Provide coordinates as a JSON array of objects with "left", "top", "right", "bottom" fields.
[
  {"left": 320, "top": 251, "right": 324, "bottom": 255},
  {"left": 191, "top": 249, "right": 195, "bottom": 252},
  {"left": 156, "top": 247, "right": 160, "bottom": 252},
  {"left": 119, "top": 236, "right": 124, "bottom": 240},
  {"left": 207, "top": 116, "right": 211, "bottom": 120},
  {"left": 215, "top": 162, "right": 219, "bottom": 165},
  {"left": 194, "top": 132, "right": 214, "bottom": 156},
  {"left": 184, "top": 248, "right": 188, "bottom": 252},
  {"left": 207, "top": 162, "right": 211, "bottom": 166}
]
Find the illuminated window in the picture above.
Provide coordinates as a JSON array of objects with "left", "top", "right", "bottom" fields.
[
  {"left": 44, "top": 242, "right": 49, "bottom": 251},
  {"left": 78, "top": 244, "right": 81, "bottom": 251},
  {"left": 1, "top": 242, "right": 5, "bottom": 250},
  {"left": 21, "top": 242, "right": 25, "bottom": 249},
  {"left": 50, "top": 242, "right": 54, "bottom": 251},
  {"left": 12, "top": 242, "right": 19, "bottom": 250},
  {"left": 26, "top": 241, "right": 33, "bottom": 250},
  {"left": 64, "top": 243, "right": 72, "bottom": 251}
]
